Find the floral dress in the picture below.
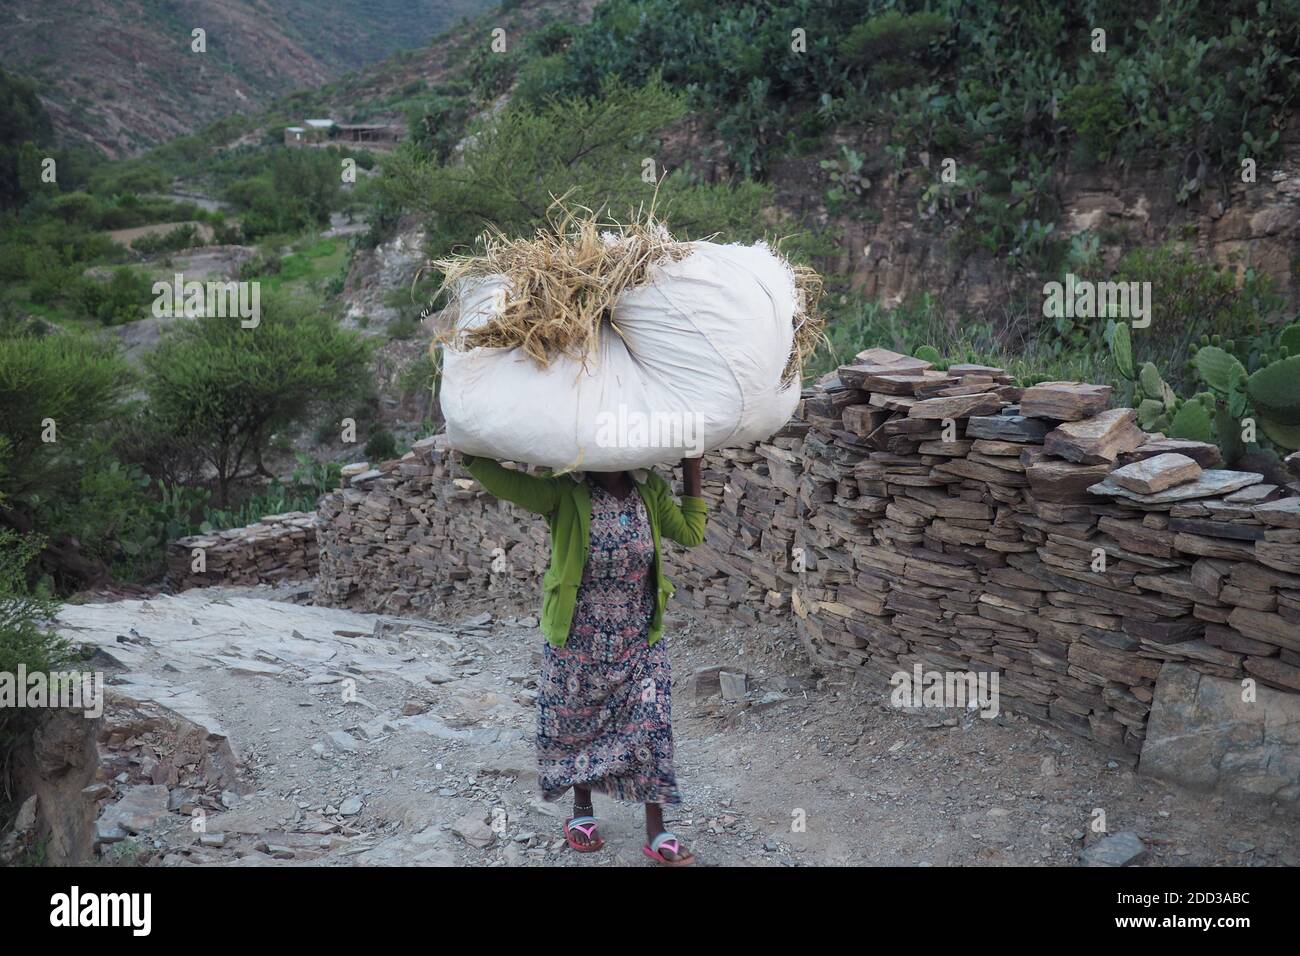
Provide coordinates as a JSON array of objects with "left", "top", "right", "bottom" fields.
[{"left": 535, "top": 480, "right": 680, "bottom": 805}]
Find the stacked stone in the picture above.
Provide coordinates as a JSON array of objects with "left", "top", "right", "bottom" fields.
[
  {"left": 667, "top": 347, "right": 1300, "bottom": 760},
  {"left": 305, "top": 357, "right": 1300, "bottom": 759},
  {"left": 1000, "top": 387, "right": 1175, "bottom": 752},
  {"left": 1086, "top": 451, "right": 1300, "bottom": 696},
  {"left": 827, "top": 352, "right": 1019, "bottom": 686},
  {"left": 666, "top": 440, "right": 804, "bottom": 624},
  {"left": 167, "top": 512, "right": 318, "bottom": 589},
  {"left": 315, "top": 438, "right": 548, "bottom": 613}
]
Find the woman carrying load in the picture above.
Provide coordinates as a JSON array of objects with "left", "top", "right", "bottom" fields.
[{"left": 457, "top": 452, "right": 706, "bottom": 866}]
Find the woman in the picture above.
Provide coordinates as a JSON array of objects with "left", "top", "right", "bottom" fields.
[{"left": 458, "top": 451, "right": 707, "bottom": 865}]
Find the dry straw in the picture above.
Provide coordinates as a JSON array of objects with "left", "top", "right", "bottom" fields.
[{"left": 428, "top": 201, "right": 824, "bottom": 387}]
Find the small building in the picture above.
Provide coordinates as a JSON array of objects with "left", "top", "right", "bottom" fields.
[
  {"left": 284, "top": 119, "right": 336, "bottom": 147},
  {"left": 335, "top": 123, "right": 403, "bottom": 146},
  {"left": 302, "top": 118, "right": 336, "bottom": 142},
  {"left": 284, "top": 117, "right": 403, "bottom": 149}
]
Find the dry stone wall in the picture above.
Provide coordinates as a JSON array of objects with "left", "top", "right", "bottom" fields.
[
  {"left": 312, "top": 350, "right": 1300, "bottom": 795},
  {"left": 167, "top": 513, "right": 318, "bottom": 589}
]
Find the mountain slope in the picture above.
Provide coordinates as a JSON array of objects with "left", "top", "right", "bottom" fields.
[{"left": 0, "top": 0, "right": 491, "bottom": 157}]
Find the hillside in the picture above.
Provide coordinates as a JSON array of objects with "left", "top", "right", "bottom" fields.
[
  {"left": 2, "top": 0, "right": 1300, "bottom": 597},
  {"left": 0, "top": 0, "right": 492, "bottom": 156}
]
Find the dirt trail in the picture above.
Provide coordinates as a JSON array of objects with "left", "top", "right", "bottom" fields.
[{"left": 54, "top": 585, "right": 1300, "bottom": 867}]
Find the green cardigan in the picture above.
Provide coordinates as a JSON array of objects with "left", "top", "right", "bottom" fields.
[{"left": 460, "top": 454, "right": 707, "bottom": 648}]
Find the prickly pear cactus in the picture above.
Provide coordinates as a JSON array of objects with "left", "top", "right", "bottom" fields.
[
  {"left": 1137, "top": 362, "right": 1163, "bottom": 401},
  {"left": 913, "top": 345, "right": 942, "bottom": 365},
  {"left": 1108, "top": 321, "right": 1134, "bottom": 380},
  {"left": 1168, "top": 393, "right": 1215, "bottom": 443},
  {"left": 1247, "top": 355, "right": 1300, "bottom": 426},
  {"left": 1278, "top": 323, "right": 1300, "bottom": 358},
  {"left": 1191, "top": 345, "right": 1247, "bottom": 396},
  {"left": 1259, "top": 417, "right": 1300, "bottom": 452},
  {"left": 1136, "top": 398, "right": 1166, "bottom": 431},
  {"left": 1214, "top": 406, "right": 1246, "bottom": 464}
]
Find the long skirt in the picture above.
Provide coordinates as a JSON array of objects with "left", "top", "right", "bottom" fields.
[{"left": 534, "top": 482, "right": 681, "bottom": 804}]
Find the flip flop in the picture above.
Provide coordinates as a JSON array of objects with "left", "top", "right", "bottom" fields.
[
  {"left": 564, "top": 815, "right": 604, "bottom": 853},
  {"left": 642, "top": 831, "right": 694, "bottom": 866}
]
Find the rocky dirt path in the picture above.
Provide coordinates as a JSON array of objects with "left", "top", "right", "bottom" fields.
[{"left": 56, "top": 586, "right": 1300, "bottom": 867}]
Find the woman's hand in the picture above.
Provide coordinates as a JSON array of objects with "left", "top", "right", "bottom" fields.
[{"left": 681, "top": 456, "right": 702, "bottom": 498}]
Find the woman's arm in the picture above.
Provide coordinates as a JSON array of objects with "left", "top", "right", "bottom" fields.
[
  {"left": 681, "top": 456, "right": 702, "bottom": 498},
  {"left": 651, "top": 457, "right": 707, "bottom": 547},
  {"left": 459, "top": 453, "right": 560, "bottom": 515}
]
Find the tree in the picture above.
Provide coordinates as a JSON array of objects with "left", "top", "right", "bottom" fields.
[
  {"left": 143, "top": 293, "right": 372, "bottom": 504},
  {"left": 0, "top": 331, "right": 133, "bottom": 586},
  {"left": 379, "top": 75, "right": 687, "bottom": 252},
  {"left": 224, "top": 148, "right": 342, "bottom": 239},
  {"left": 0, "top": 331, "right": 131, "bottom": 501},
  {"left": 0, "top": 67, "right": 55, "bottom": 211}
]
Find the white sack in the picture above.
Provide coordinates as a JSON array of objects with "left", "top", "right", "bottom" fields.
[{"left": 439, "top": 241, "right": 802, "bottom": 470}]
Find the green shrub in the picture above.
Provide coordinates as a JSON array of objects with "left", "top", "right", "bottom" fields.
[
  {"left": 404, "top": 95, "right": 473, "bottom": 163},
  {"left": 33, "top": 448, "right": 165, "bottom": 579},
  {"left": 130, "top": 223, "right": 200, "bottom": 256},
  {"left": 1060, "top": 82, "right": 1129, "bottom": 162},
  {"left": 513, "top": 53, "right": 572, "bottom": 108},
  {"left": 223, "top": 149, "right": 341, "bottom": 240},
  {"left": 840, "top": 11, "right": 949, "bottom": 65},
  {"left": 0, "top": 67, "right": 56, "bottom": 210},
  {"left": 0, "top": 528, "right": 71, "bottom": 826},
  {"left": 380, "top": 76, "right": 687, "bottom": 256},
  {"left": 0, "top": 331, "right": 131, "bottom": 502},
  {"left": 528, "top": 21, "right": 574, "bottom": 57},
  {"left": 1113, "top": 245, "right": 1282, "bottom": 390},
  {"left": 386, "top": 312, "right": 420, "bottom": 340},
  {"left": 364, "top": 427, "right": 398, "bottom": 461},
  {"left": 397, "top": 352, "right": 438, "bottom": 400},
  {"left": 467, "top": 44, "right": 517, "bottom": 101},
  {"left": 839, "top": 10, "right": 949, "bottom": 90},
  {"left": 238, "top": 249, "right": 282, "bottom": 280},
  {"left": 49, "top": 191, "right": 104, "bottom": 226},
  {"left": 73, "top": 267, "right": 153, "bottom": 326},
  {"left": 196, "top": 455, "right": 340, "bottom": 532},
  {"left": 143, "top": 292, "right": 372, "bottom": 504}
]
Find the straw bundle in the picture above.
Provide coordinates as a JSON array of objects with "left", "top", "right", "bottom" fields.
[
  {"left": 786, "top": 260, "right": 826, "bottom": 386},
  {"left": 429, "top": 203, "right": 825, "bottom": 387}
]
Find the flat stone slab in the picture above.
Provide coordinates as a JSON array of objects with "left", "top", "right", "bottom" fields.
[
  {"left": 966, "top": 414, "right": 1049, "bottom": 443},
  {"left": 1223, "top": 483, "right": 1280, "bottom": 504},
  {"left": 1043, "top": 408, "right": 1145, "bottom": 465},
  {"left": 1089, "top": 469, "right": 1263, "bottom": 504},
  {"left": 1110, "top": 452, "right": 1202, "bottom": 495},
  {"left": 1253, "top": 497, "right": 1300, "bottom": 529},
  {"left": 1026, "top": 459, "right": 1112, "bottom": 502},
  {"left": 1118, "top": 438, "right": 1224, "bottom": 470},
  {"left": 1020, "top": 381, "right": 1112, "bottom": 421},
  {"left": 98, "top": 784, "right": 170, "bottom": 835},
  {"left": 907, "top": 391, "right": 1004, "bottom": 420},
  {"left": 214, "top": 656, "right": 284, "bottom": 676}
]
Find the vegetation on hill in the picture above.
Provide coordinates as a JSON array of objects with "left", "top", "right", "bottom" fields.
[
  {"left": 0, "top": 0, "right": 494, "bottom": 156},
  {"left": 1, "top": 0, "right": 1299, "bottom": 599}
]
